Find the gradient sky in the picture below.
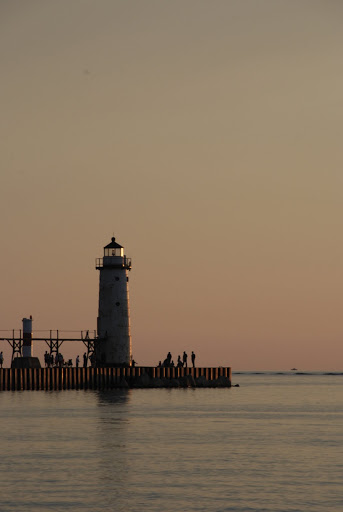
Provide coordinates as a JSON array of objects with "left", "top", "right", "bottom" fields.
[{"left": 1, "top": 0, "right": 342, "bottom": 369}]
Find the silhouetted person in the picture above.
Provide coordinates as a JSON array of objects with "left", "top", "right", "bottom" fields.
[
  {"left": 90, "top": 352, "right": 96, "bottom": 367},
  {"left": 132, "top": 359, "right": 136, "bottom": 367},
  {"left": 183, "top": 351, "right": 188, "bottom": 368},
  {"left": 44, "top": 351, "right": 49, "bottom": 367},
  {"left": 191, "top": 351, "right": 196, "bottom": 368},
  {"left": 0, "top": 351, "right": 3, "bottom": 368},
  {"left": 76, "top": 355, "right": 80, "bottom": 368},
  {"left": 177, "top": 355, "right": 182, "bottom": 367},
  {"left": 167, "top": 352, "right": 172, "bottom": 365},
  {"left": 83, "top": 352, "right": 87, "bottom": 368}
]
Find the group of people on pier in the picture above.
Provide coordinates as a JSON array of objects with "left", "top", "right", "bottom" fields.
[
  {"left": 44, "top": 351, "right": 96, "bottom": 368},
  {"left": 0, "top": 349, "right": 197, "bottom": 370},
  {"left": 80, "top": 352, "right": 96, "bottom": 368},
  {"left": 44, "top": 351, "right": 69, "bottom": 368},
  {"left": 159, "top": 351, "right": 196, "bottom": 368}
]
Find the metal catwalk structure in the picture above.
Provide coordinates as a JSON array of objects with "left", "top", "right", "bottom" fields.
[{"left": 0, "top": 330, "right": 99, "bottom": 363}]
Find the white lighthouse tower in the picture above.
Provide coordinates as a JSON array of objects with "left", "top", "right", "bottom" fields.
[{"left": 96, "top": 237, "right": 132, "bottom": 366}]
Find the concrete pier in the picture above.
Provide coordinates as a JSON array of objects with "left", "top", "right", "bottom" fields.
[{"left": 0, "top": 367, "right": 231, "bottom": 391}]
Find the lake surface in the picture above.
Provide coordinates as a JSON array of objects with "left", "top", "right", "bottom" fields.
[{"left": 1, "top": 373, "right": 342, "bottom": 511}]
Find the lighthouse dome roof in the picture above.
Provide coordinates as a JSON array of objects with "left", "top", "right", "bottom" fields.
[{"left": 104, "top": 237, "right": 123, "bottom": 249}]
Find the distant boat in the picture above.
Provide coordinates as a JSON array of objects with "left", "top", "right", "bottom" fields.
[{"left": 291, "top": 368, "right": 298, "bottom": 371}]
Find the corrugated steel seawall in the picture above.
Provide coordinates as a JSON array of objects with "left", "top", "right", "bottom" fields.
[{"left": 0, "top": 367, "right": 231, "bottom": 391}]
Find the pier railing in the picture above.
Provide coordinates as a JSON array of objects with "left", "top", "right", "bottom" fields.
[{"left": 95, "top": 257, "right": 132, "bottom": 270}]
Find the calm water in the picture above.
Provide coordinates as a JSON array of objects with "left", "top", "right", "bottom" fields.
[{"left": 1, "top": 373, "right": 342, "bottom": 512}]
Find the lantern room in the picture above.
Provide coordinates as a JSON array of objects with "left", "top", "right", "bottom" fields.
[
  {"left": 104, "top": 237, "right": 124, "bottom": 257},
  {"left": 96, "top": 237, "right": 132, "bottom": 270}
]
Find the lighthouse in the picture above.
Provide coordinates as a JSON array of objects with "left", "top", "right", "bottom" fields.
[{"left": 96, "top": 237, "right": 132, "bottom": 366}]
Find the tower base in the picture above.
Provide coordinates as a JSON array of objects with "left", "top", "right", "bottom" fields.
[{"left": 11, "top": 357, "right": 41, "bottom": 369}]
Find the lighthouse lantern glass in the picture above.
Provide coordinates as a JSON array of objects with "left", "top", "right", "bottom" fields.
[{"left": 104, "top": 247, "right": 124, "bottom": 257}]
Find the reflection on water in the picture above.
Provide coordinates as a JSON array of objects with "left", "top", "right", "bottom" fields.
[
  {"left": 0, "top": 390, "right": 134, "bottom": 511},
  {"left": 1, "top": 377, "right": 343, "bottom": 511},
  {"left": 96, "top": 388, "right": 131, "bottom": 406},
  {"left": 94, "top": 389, "right": 131, "bottom": 511}
]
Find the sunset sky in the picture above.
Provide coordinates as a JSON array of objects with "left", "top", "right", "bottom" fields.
[{"left": 1, "top": 1, "right": 342, "bottom": 369}]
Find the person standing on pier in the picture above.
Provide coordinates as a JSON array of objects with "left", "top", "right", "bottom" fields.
[
  {"left": 44, "top": 351, "right": 49, "bottom": 367},
  {"left": 0, "top": 351, "right": 3, "bottom": 368},
  {"left": 83, "top": 352, "right": 87, "bottom": 368},
  {"left": 191, "top": 351, "right": 196, "bottom": 368},
  {"left": 183, "top": 351, "right": 188, "bottom": 368},
  {"left": 76, "top": 355, "right": 80, "bottom": 368},
  {"left": 90, "top": 352, "right": 96, "bottom": 367}
]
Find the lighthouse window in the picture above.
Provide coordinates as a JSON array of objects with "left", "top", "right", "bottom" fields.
[
  {"left": 116, "top": 302, "right": 120, "bottom": 306},
  {"left": 104, "top": 248, "right": 124, "bottom": 257}
]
